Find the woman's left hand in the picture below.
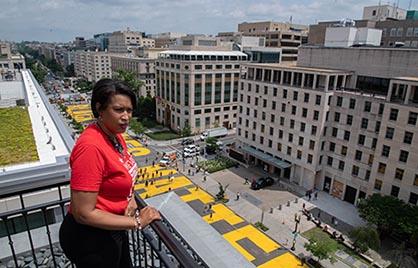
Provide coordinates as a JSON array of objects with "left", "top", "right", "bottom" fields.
[{"left": 125, "top": 197, "right": 138, "bottom": 217}]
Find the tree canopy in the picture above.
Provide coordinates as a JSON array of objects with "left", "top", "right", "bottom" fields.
[{"left": 304, "top": 237, "right": 336, "bottom": 263}]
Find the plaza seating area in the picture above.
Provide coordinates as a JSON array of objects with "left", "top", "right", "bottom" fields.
[{"left": 135, "top": 164, "right": 307, "bottom": 268}]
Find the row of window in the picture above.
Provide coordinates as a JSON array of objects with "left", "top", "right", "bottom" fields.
[
  {"left": 374, "top": 179, "right": 418, "bottom": 205},
  {"left": 383, "top": 27, "right": 418, "bottom": 38}
]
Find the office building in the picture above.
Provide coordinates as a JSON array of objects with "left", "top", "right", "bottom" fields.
[
  {"left": 238, "top": 21, "right": 308, "bottom": 61},
  {"left": 235, "top": 46, "right": 418, "bottom": 205},
  {"left": 155, "top": 50, "right": 247, "bottom": 133},
  {"left": 108, "top": 30, "right": 155, "bottom": 54},
  {"left": 74, "top": 51, "right": 111, "bottom": 82}
]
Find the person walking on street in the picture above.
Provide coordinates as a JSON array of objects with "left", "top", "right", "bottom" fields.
[
  {"left": 236, "top": 192, "right": 240, "bottom": 201},
  {"left": 314, "top": 191, "right": 318, "bottom": 200}
]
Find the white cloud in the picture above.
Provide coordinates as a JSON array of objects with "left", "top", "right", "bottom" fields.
[{"left": 0, "top": 0, "right": 416, "bottom": 42}]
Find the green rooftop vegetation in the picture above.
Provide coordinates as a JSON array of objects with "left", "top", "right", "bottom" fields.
[{"left": 0, "top": 107, "right": 39, "bottom": 167}]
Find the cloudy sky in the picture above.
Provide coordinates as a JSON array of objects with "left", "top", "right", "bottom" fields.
[{"left": 1, "top": 0, "right": 417, "bottom": 42}]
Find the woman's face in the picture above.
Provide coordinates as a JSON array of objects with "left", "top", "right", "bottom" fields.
[{"left": 99, "top": 94, "right": 133, "bottom": 134}]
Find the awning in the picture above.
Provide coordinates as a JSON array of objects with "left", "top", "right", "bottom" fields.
[{"left": 241, "top": 145, "right": 291, "bottom": 169}]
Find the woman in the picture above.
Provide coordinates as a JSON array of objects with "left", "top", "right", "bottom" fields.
[{"left": 59, "top": 79, "right": 160, "bottom": 268}]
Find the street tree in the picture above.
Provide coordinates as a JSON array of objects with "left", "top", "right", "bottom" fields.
[{"left": 349, "top": 226, "right": 380, "bottom": 253}]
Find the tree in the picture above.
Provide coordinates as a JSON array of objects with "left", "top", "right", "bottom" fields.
[
  {"left": 205, "top": 137, "right": 219, "bottom": 154},
  {"left": 358, "top": 194, "right": 406, "bottom": 236},
  {"left": 349, "top": 226, "right": 380, "bottom": 253},
  {"left": 129, "top": 118, "right": 146, "bottom": 136},
  {"left": 304, "top": 237, "right": 336, "bottom": 264},
  {"left": 137, "top": 96, "right": 156, "bottom": 120},
  {"left": 387, "top": 242, "right": 417, "bottom": 268},
  {"left": 215, "top": 182, "right": 229, "bottom": 202},
  {"left": 75, "top": 79, "right": 93, "bottom": 93},
  {"left": 113, "top": 69, "right": 144, "bottom": 93},
  {"left": 65, "top": 63, "right": 75, "bottom": 77},
  {"left": 181, "top": 124, "right": 191, "bottom": 137}
]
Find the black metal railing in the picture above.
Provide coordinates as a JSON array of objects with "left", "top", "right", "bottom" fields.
[{"left": 0, "top": 182, "right": 207, "bottom": 268}]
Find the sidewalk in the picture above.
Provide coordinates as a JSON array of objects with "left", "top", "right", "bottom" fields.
[{"left": 186, "top": 169, "right": 351, "bottom": 268}]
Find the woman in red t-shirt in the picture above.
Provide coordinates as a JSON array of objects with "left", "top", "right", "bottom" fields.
[{"left": 59, "top": 79, "right": 160, "bottom": 268}]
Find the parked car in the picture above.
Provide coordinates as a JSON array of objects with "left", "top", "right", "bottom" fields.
[
  {"left": 250, "top": 177, "right": 275, "bottom": 190},
  {"left": 181, "top": 138, "right": 194, "bottom": 145},
  {"left": 183, "top": 144, "right": 200, "bottom": 158}
]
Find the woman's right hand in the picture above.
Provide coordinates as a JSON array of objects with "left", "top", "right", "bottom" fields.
[{"left": 138, "top": 206, "right": 161, "bottom": 228}]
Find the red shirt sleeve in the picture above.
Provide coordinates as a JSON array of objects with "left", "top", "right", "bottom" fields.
[{"left": 70, "top": 144, "right": 105, "bottom": 192}]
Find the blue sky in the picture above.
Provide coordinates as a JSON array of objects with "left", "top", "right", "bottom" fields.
[{"left": 1, "top": 0, "right": 417, "bottom": 42}]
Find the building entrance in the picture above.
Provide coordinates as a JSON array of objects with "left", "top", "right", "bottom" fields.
[{"left": 344, "top": 185, "right": 357, "bottom": 204}]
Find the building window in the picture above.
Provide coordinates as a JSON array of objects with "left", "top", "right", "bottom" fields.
[
  {"left": 282, "top": 103, "right": 286, "bottom": 112},
  {"left": 332, "top": 127, "right": 338, "bottom": 137},
  {"left": 297, "top": 150, "right": 302, "bottom": 159},
  {"left": 338, "top": 160, "right": 345, "bottom": 171},
  {"left": 304, "top": 93, "right": 310, "bottom": 103},
  {"left": 336, "top": 96, "right": 343, "bottom": 107},
  {"left": 278, "top": 130, "right": 283, "bottom": 139},
  {"left": 364, "top": 101, "right": 371, "bottom": 112},
  {"left": 341, "top": 146, "right": 347, "bottom": 156},
  {"left": 404, "top": 131, "right": 413, "bottom": 144},
  {"left": 299, "top": 136, "right": 304, "bottom": 146},
  {"left": 283, "top": 89, "right": 287, "bottom": 99},
  {"left": 329, "top": 142, "right": 335, "bottom": 152},
  {"left": 414, "top": 174, "right": 418, "bottom": 186},
  {"left": 287, "top": 146, "right": 292, "bottom": 155},
  {"left": 315, "top": 95, "right": 321, "bottom": 105},
  {"left": 378, "top": 162, "right": 386, "bottom": 174},
  {"left": 389, "top": 108, "right": 398, "bottom": 121},
  {"left": 346, "top": 115, "right": 353, "bottom": 125},
  {"left": 361, "top": 118, "right": 368, "bottom": 129},
  {"left": 280, "top": 117, "right": 284, "bottom": 126},
  {"left": 313, "top": 111, "right": 319, "bottom": 121},
  {"left": 358, "top": 134, "right": 365, "bottom": 145},
  {"left": 408, "top": 112, "right": 418, "bottom": 125},
  {"left": 307, "top": 154, "right": 313, "bottom": 164},
  {"left": 327, "top": 156, "right": 333, "bottom": 166},
  {"left": 302, "top": 108, "right": 308, "bottom": 118},
  {"left": 355, "top": 150, "right": 362, "bottom": 161},
  {"left": 311, "top": 125, "right": 317, "bottom": 135},
  {"left": 277, "top": 143, "right": 282, "bottom": 152},
  {"left": 375, "top": 121, "right": 381, "bottom": 133},
  {"left": 374, "top": 179, "right": 383, "bottom": 191},
  {"left": 300, "top": 122, "right": 306, "bottom": 132},
  {"left": 334, "top": 112, "right": 340, "bottom": 122},
  {"left": 395, "top": 168, "right": 404, "bottom": 180},
  {"left": 385, "top": 127, "right": 394, "bottom": 139},
  {"left": 292, "top": 106, "right": 297, "bottom": 115},
  {"left": 288, "top": 133, "right": 293, "bottom": 142},
  {"left": 399, "top": 150, "right": 409, "bottom": 163},
  {"left": 352, "top": 165, "right": 359, "bottom": 176},
  {"left": 293, "top": 91, "right": 298, "bottom": 101},
  {"left": 344, "top": 131, "right": 350, "bottom": 141},
  {"left": 349, "top": 98, "right": 356, "bottom": 109},
  {"left": 390, "top": 185, "right": 400, "bottom": 198},
  {"left": 381, "top": 145, "right": 390, "bottom": 157},
  {"left": 309, "top": 140, "right": 315, "bottom": 150},
  {"left": 409, "top": 192, "right": 418, "bottom": 205}
]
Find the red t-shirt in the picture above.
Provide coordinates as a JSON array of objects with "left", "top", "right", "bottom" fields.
[{"left": 69, "top": 124, "right": 138, "bottom": 215}]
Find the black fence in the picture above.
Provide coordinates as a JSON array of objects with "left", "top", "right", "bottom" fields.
[{"left": 0, "top": 182, "right": 207, "bottom": 268}]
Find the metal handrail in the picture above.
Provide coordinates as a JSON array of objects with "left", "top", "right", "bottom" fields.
[
  {"left": 135, "top": 192, "right": 206, "bottom": 268},
  {"left": 0, "top": 183, "right": 207, "bottom": 268}
]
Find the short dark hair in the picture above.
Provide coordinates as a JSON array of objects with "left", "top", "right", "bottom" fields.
[{"left": 91, "top": 79, "right": 137, "bottom": 118}]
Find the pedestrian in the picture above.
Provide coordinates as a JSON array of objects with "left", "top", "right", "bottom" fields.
[
  {"left": 195, "top": 185, "right": 199, "bottom": 191},
  {"left": 314, "top": 191, "right": 318, "bottom": 200},
  {"left": 168, "top": 187, "right": 171, "bottom": 192},
  {"left": 236, "top": 192, "right": 240, "bottom": 201},
  {"left": 159, "top": 171, "right": 162, "bottom": 177},
  {"left": 188, "top": 169, "right": 191, "bottom": 175},
  {"left": 209, "top": 212, "right": 213, "bottom": 219},
  {"left": 244, "top": 178, "right": 249, "bottom": 184},
  {"left": 302, "top": 203, "right": 306, "bottom": 211},
  {"left": 317, "top": 211, "right": 321, "bottom": 220},
  {"left": 145, "top": 158, "right": 148, "bottom": 164},
  {"left": 331, "top": 216, "right": 335, "bottom": 225},
  {"left": 202, "top": 175, "right": 207, "bottom": 182},
  {"left": 145, "top": 180, "right": 149, "bottom": 187},
  {"left": 308, "top": 191, "right": 312, "bottom": 201},
  {"left": 139, "top": 168, "right": 142, "bottom": 174},
  {"left": 169, "top": 175, "right": 174, "bottom": 182},
  {"left": 152, "top": 161, "right": 155, "bottom": 167}
]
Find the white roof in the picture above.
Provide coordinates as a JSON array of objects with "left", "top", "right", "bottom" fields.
[{"left": 159, "top": 50, "right": 247, "bottom": 56}]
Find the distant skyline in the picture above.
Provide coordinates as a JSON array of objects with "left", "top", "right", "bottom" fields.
[{"left": 1, "top": 0, "right": 417, "bottom": 42}]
